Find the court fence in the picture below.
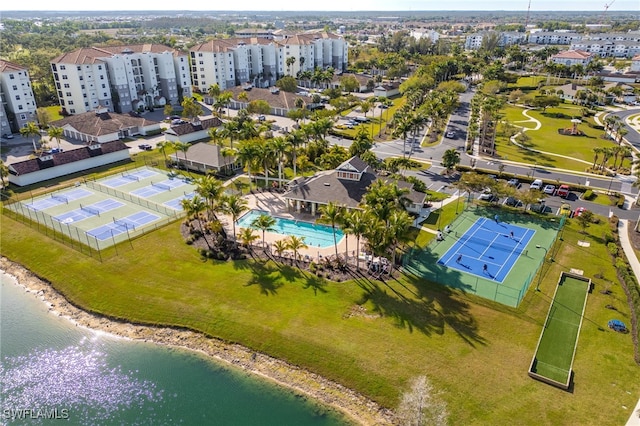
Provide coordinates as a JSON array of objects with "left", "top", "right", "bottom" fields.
[{"left": 402, "top": 208, "right": 563, "bottom": 307}]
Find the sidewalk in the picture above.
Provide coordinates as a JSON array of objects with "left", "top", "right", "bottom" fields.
[{"left": 616, "top": 219, "right": 640, "bottom": 426}]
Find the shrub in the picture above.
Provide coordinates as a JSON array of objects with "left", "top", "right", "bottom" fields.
[
  {"left": 617, "top": 195, "right": 626, "bottom": 208},
  {"left": 607, "top": 242, "right": 619, "bottom": 256},
  {"left": 603, "top": 232, "right": 617, "bottom": 244},
  {"left": 583, "top": 189, "right": 595, "bottom": 200}
]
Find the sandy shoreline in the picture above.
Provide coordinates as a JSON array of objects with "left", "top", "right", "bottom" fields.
[{"left": 0, "top": 257, "right": 394, "bottom": 425}]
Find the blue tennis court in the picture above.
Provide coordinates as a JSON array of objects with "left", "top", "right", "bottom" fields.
[
  {"left": 164, "top": 192, "right": 196, "bottom": 211},
  {"left": 131, "top": 179, "right": 187, "bottom": 198},
  {"left": 437, "top": 217, "right": 535, "bottom": 283},
  {"left": 26, "top": 188, "right": 93, "bottom": 211},
  {"left": 102, "top": 169, "right": 160, "bottom": 188},
  {"left": 53, "top": 199, "right": 125, "bottom": 224},
  {"left": 86, "top": 211, "right": 161, "bottom": 241}
]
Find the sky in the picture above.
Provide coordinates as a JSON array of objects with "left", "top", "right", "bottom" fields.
[{"left": 5, "top": 0, "right": 640, "bottom": 12}]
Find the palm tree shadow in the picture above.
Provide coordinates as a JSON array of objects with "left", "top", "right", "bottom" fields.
[
  {"left": 244, "top": 271, "right": 283, "bottom": 296},
  {"left": 303, "top": 275, "right": 328, "bottom": 295}
]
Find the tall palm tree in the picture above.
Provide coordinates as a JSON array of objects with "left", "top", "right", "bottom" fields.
[
  {"left": 442, "top": 148, "right": 461, "bottom": 175},
  {"left": 0, "top": 160, "right": 9, "bottom": 190},
  {"left": 319, "top": 201, "right": 345, "bottom": 259},
  {"left": 592, "top": 147, "right": 603, "bottom": 170},
  {"left": 220, "top": 120, "right": 240, "bottom": 148},
  {"left": 237, "top": 139, "right": 261, "bottom": 191},
  {"left": 181, "top": 195, "right": 210, "bottom": 248},
  {"left": 221, "top": 194, "right": 248, "bottom": 240},
  {"left": 47, "top": 126, "right": 64, "bottom": 151},
  {"left": 157, "top": 140, "right": 172, "bottom": 165},
  {"left": 386, "top": 210, "right": 413, "bottom": 271},
  {"left": 344, "top": 210, "right": 368, "bottom": 270},
  {"left": 600, "top": 147, "right": 613, "bottom": 171},
  {"left": 173, "top": 141, "right": 190, "bottom": 163},
  {"left": 20, "top": 121, "right": 41, "bottom": 153},
  {"left": 194, "top": 175, "right": 225, "bottom": 222},
  {"left": 251, "top": 213, "right": 276, "bottom": 249},
  {"left": 269, "top": 137, "right": 290, "bottom": 188},
  {"left": 286, "top": 130, "right": 304, "bottom": 177},
  {"left": 286, "top": 235, "right": 308, "bottom": 265}
]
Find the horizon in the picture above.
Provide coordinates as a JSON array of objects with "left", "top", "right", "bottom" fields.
[{"left": 2, "top": 1, "right": 639, "bottom": 13}]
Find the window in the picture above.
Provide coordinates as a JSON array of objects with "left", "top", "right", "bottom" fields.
[
  {"left": 66, "top": 92, "right": 71, "bottom": 96},
  {"left": 60, "top": 65, "right": 66, "bottom": 70},
  {"left": 83, "top": 94, "right": 87, "bottom": 98},
  {"left": 85, "top": 102, "right": 89, "bottom": 107},
  {"left": 79, "top": 76, "right": 83, "bottom": 80},
  {"left": 98, "top": 65, "right": 102, "bottom": 70},
  {"left": 12, "top": 85, "right": 17, "bottom": 90},
  {"left": 56, "top": 83, "right": 61, "bottom": 89},
  {"left": 101, "top": 84, "right": 106, "bottom": 88},
  {"left": 9, "top": 74, "right": 15, "bottom": 79},
  {"left": 77, "top": 66, "right": 81, "bottom": 71},
  {"left": 201, "top": 74, "right": 205, "bottom": 79},
  {"left": 18, "top": 105, "right": 23, "bottom": 110},
  {"left": 70, "top": 109, "right": 76, "bottom": 114},
  {"left": 100, "top": 75, "right": 104, "bottom": 80},
  {"left": 20, "top": 114, "right": 26, "bottom": 120},
  {"left": 199, "top": 61, "right": 204, "bottom": 65},
  {"left": 198, "top": 53, "right": 203, "bottom": 57},
  {"left": 103, "top": 93, "right": 107, "bottom": 97},
  {"left": 15, "top": 95, "right": 20, "bottom": 100},
  {"left": 68, "top": 101, "right": 74, "bottom": 105},
  {"left": 105, "top": 101, "right": 109, "bottom": 105},
  {"left": 62, "top": 75, "right": 68, "bottom": 80},
  {"left": 200, "top": 68, "right": 204, "bottom": 72},
  {"left": 64, "top": 83, "right": 70, "bottom": 88}
]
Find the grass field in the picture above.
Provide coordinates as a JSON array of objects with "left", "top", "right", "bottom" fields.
[
  {"left": 531, "top": 274, "right": 590, "bottom": 386},
  {"left": 496, "top": 104, "right": 630, "bottom": 172},
  {"left": 1, "top": 202, "right": 638, "bottom": 424}
]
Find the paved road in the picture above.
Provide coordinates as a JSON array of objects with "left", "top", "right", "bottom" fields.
[{"left": 608, "top": 108, "right": 640, "bottom": 148}]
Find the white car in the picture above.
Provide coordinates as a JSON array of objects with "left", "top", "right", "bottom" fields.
[
  {"left": 543, "top": 184, "right": 556, "bottom": 195},
  {"left": 446, "top": 131, "right": 455, "bottom": 138},
  {"left": 530, "top": 179, "right": 543, "bottom": 190}
]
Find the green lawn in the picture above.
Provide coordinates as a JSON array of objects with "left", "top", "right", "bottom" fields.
[
  {"left": 497, "top": 104, "right": 629, "bottom": 171},
  {"left": 1, "top": 207, "right": 638, "bottom": 425},
  {"left": 508, "top": 76, "right": 546, "bottom": 88},
  {"left": 532, "top": 274, "right": 590, "bottom": 384}
]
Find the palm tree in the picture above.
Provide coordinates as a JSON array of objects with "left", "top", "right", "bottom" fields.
[
  {"left": 20, "top": 121, "right": 41, "bottom": 153},
  {"left": 270, "top": 137, "right": 290, "bottom": 188},
  {"left": 238, "top": 227, "right": 259, "bottom": 251},
  {"left": 343, "top": 210, "right": 368, "bottom": 271},
  {"left": 194, "top": 175, "right": 224, "bottom": 220},
  {"left": 157, "top": 140, "right": 172, "bottom": 165},
  {"left": 0, "top": 160, "right": 9, "bottom": 190},
  {"left": 600, "top": 147, "right": 613, "bottom": 171},
  {"left": 47, "top": 126, "right": 63, "bottom": 151},
  {"left": 272, "top": 239, "right": 288, "bottom": 260},
  {"left": 286, "top": 130, "right": 304, "bottom": 177},
  {"left": 617, "top": 128, "right": 629, "bottom": 145},
  {"left": 251, "top": 213, "right": 276, "bottom": 249},
  {"left": 319, "top": 202, "right": 345, "bottom": 259},
  {"left": 442, "top": 148, "right": 461, "bottom": 175},
  {"left": 386, "top": 210, "right": 413, "bottom": 271},
  {"left": 220, "top": 120, "right": 240, "bottom": 148},
  {"left": 208, "top": 84, "right": 220, "bottom": 100},
  {"left": 181, "top": 195, "right": 210, "bottom": 248},
  {"left": 221, "top": 194, "right": 248, "bottom": 240},
  {"left": 592, "top": 147, "right": 603, "bottom": 170},
  {"left": 286, "top": 235, "right": 308, "bottom": 265},
  {"left": 217, "top": 91, "right": 233, "bottom": 117},
  {"left": 237, "top": 140, "right": 261, "bottom": 191},
  {"left": 286, "top": 56, "right": 296, "bottom": 76}
]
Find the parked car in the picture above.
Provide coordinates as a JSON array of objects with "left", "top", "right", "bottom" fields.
[
  {"left": 2, "top": 133, "right": 14, "bottom": 139},
  {"left": 258, "top": 115, "right": 266, "bottom": 122},
  {"left": 138, "top": 144, "right": 152, "bottom": 151},
  {"left": 530, "top": 201, "right": 547, "bottom": 213},
  {"left": 574, "top": 207, "right": 587, "bottom": 217},
  {"left": 445, "top": 131, "right": 455, "bottom": 138},
  {"left": 559, "top": 203, "right": 572, "bottom": 216},
  {"left": 478, "top": 189, "right": 496, "bottom": 201},
  {"left": 505, "top": 196, "right": 522, "bottom": 207},
  {"left": 378, "top": 104, "right": 389, "bottom": 109},
  {"left": 507, "top": 178, "right": 520, "bottom": 187},
  {"left": 543, "top": 184, "right": 556, "bottom": 195},
  {"left": 530, "top": 179, "right": 543, "bottom": 190},
  {"left": 166, "top": 115, "right": 181, "bottom": 120},
  {"left": 557, "top": 184, "right": 570, "bottom": 198},
  {"left": 46, "top": 148, "right": 63, "bottom": 154}
]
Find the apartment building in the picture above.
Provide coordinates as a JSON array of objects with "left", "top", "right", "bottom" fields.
[
  {"left": 464, "top": 31, "right": 526, "bottom": 50},
  {"left": 189, "top": 32, "right": 347, "bottom": 93},
  {"left": 570, "top": 33, "right": 640, "bottom": 58},
  {"left": 51, "top": 44, "right": 192, "bottom": 115},
  {"left": 0, "top": 60, "right": 38, "bottom": 133},
  {"left": 528, "top": 31, "right": 582, "bottom": 45}
]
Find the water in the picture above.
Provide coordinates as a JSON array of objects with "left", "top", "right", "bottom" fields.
[
  {"left": 236, "top": 210, "right": 344, "bottom": 248},
  {"left": 0, "top": 273, "right": 347, "bottom": 425}
]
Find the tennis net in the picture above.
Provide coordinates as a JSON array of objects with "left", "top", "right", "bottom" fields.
[
  {"left": 122, "top": 173, "right": 140, "bottom": 181},
  {"left": 456, "top": 232, "right": 526, "bottom": 255},
  {"left": 151, "top": 181, "right": 172, "bottom": 191},
  {"left": 80, "top": 204, "right": 101, "bottom": 216},
  {"left": 50, "top": 194, "right": 69, "bottom": 204},
  {"left": 113, "top": 217, "right": 135, "bottom": 230}
]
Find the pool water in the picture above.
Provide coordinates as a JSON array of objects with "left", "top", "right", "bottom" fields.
[{"left": 236, "top": 210, "right": 343, "bottom": 249}]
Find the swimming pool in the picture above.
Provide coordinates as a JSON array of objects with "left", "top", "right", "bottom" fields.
[{"left": 236, "top": 210, "right": 344, "bottom": 249}]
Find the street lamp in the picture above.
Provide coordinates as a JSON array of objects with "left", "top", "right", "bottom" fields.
[{"left": 535, "top": 244, "right": 548, "bottom": 291}]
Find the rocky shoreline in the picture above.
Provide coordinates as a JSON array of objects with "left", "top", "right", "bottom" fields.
[{"left": 0, "top": 257, "right": 394, "bottom": 425}]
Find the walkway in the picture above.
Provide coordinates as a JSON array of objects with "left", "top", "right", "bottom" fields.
[{"left": 616, "top": 219, "right": 640, "bottom": 426}]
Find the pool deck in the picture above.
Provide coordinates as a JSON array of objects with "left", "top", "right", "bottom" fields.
[{"left": 219, "top": 191, "right": 361, "bottom": 263}]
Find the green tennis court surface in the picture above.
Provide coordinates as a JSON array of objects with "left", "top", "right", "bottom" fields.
[{"left": 529, "top": 273, "right": 590, "bottom": 388}]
